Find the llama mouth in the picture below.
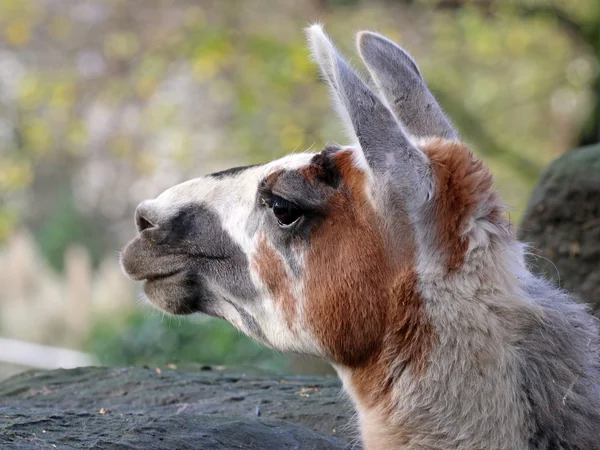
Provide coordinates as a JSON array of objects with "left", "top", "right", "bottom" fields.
[
  {"left": 120, "top": 233, "right": 234, "bottom": 281},
  {"left": 142, "top": 268, "right": 208, "bottom": 315},
  {"left": 143, "top": 269, "right": 182, "bottom": 282},
  {"left": 126, "top": 252, "right": 230, "bottom": 282},
  {"left": 122, "top": 260, "right": 185, "bottom": 282}
]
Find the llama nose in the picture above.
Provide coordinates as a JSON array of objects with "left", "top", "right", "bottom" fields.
[{"left": 135, "top": 200, "right": 160, "bottom": 233}]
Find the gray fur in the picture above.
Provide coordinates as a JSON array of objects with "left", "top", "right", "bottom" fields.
[
  {"left": 223, "top": 298, "right": 267, "bottom": 342},
  {"left": 520, "top": 276, "right": 600, "bottom": 449},
  {"left": 121, "top": 25, "right": 600, "bottom": 449},
  {"left": 307, "top": 25, "right": 433, "bottom": 212},
  {"left": 122, "top": 203, "right": 259, "bottom": 318},
  {"left": 357, "top": 31, "right": 457, "bottom": 140},
  {"left": 252, "top": 148, "right": 343, "bottom": 277},
  {"left": 308, "top": 26, "right": 600, "bottom": 448}
]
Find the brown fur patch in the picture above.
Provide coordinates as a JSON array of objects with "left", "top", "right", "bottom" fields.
[
  {"left": 304, "top": 150, "right": 389, "bottom": 367},
  {"left": 298, "top": 163, "right": 322, "bottom": 184},
  {"left": 351, "top": 268, "right": 435, "bottom": 411},
  {"left": 421, "top": 138, "right": 503, "bottom": 272},
  {"left": 303, "top": 150, "right": 436, "bottom": 412},
  {"left": 262, "top": 169, "right": 284, "bottom": 190},
  {"left": 251, "top": 234, "right": 296, "bottom": 329}
]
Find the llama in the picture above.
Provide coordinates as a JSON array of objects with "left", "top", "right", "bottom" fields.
[{"left": 121, "top": 25, "right": 600, "bottom": 449}]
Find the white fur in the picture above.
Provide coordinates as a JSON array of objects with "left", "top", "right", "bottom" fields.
[
  {"left": 126, "top": 26, "right": 600, "bottom": 450},
  {"left": 152, "top": 151, "right": 324, "bottom": 356},
  {"left": 307, "top": 25, "right": 360, "bottom": 149}
]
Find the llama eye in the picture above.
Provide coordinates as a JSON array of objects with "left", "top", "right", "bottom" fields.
[{"left": 270, "top": 197, "right": 302, "bottom": 227}]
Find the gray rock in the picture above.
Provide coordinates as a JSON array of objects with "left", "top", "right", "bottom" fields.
[
  {"left": 0, "top": 366, "right": 355, "bottom": 449},
  {"left": 519, "top": 143, "right": 600, "bottom": 313}
]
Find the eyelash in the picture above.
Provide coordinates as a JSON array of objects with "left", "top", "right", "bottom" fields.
[{"left": 261, "top": 195, "right": 303, "bottom": 227}]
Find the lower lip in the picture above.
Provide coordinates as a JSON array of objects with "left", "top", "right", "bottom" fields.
[{"left": 145, "top": 270, "right": 181, "bottom": 282}]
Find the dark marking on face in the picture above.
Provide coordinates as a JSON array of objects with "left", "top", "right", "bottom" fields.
[
  {"left": 208, "top": 164, "right": 261, "bottom": 179},
  {"left": 251, "top": 146, "right": 344, "bottom": 278},
  {"left": 172, "top": 205, "right": 258, "bottom": 301},
  {"left": 121, "top": 203, "right": 258, "bottom": 315},
  {"left": 305, "top": 146, "right": 343, "bottom": 188},
  {"left": 258, "top": 147, "right": 342, "bottom": 212}
]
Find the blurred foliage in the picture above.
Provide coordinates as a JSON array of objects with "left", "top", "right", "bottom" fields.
[
  {"left": 0, "top": 0, "right": 598, "bottom": 373},
  {"left": 37, "top": 190, "right": 104, "bottom": 271},
  {"left": 86, "top": 310, "right": 291, "bottom": 372},
  {"left": 0, "top": 0, "right": 598, "bottom": 256}
]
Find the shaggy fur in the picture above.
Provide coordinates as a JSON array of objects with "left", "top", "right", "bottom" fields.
[{"left": 121, "top": 25, "right": 600, "bottom": 449}]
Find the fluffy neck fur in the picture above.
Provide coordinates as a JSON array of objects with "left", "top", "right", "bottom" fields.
[
  {"left": 336, "top": 228, "right": 527, "bottom": 446},
  {"left": 335, "top": 222, "right": 600, "bottom": 449}
]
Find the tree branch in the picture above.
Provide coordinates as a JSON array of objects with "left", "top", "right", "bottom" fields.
[{"left": 432, "top": 88, "right": 542, "bottom": 179}]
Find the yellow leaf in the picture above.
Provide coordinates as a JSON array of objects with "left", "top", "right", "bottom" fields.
[
  {"left": 66, "top": 122, "right": 88, "bottom": 153},
  {"left": 0, "top": 209, "right": 19, "bottom": 243},
  {"left": 192, "top": 55, "right": 218, "bottom": 81},
  {"left": 505, "top": 29, "right": 530, "bottom": 55},
  {"left": 104, "top": 31, "right": 140, "bottom": 60},
  {"left": 18, "top": 75, "right": 44, "bottom": 109},
  {"left": 50, "top": 82, "right": 76, "bottom": 108},
  {"left": 135, "top": 76, "right": 158, "bottom": 99},
  {"left": 0, "top": 160, "right": 33, "bottom": 190},
  {"left": 110, "top": 136, "right": 133, "bottom": 157},
  {"left": 4, "top": 20, "right": 31, "bottom": 47},
  {"left": 23, "top": 119, "right": 53, "bottom": 154}
]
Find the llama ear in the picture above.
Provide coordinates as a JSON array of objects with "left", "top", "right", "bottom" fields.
[
  {"left": 306, "top": 24, "right": 432, "bottom": 207},
  {"left": 357, "top": 31, "right": 457, "bottom": 140}
]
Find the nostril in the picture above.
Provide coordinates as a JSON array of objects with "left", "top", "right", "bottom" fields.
[
  {"left": 135, "top": 202, "right": 159, "bottom": 233},
  {"left": 138, "top": 215, "right": 155, "bottom": 232}
]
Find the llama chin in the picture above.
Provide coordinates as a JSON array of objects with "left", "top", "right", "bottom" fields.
[{"left": 121, "top": 24, "right": 600, "bottom": 450}]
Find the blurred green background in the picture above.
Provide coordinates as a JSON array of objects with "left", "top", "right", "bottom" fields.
[{"left": 0, "top": 0, "right": 598, "bottom": 379}]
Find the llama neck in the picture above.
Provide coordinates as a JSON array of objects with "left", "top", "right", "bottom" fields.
[
  {"left": 335, "top": 245, "right": 534, "bottom": 449},
  {"left": 336, "top": 307, "right": 532, "bottom": 449}
]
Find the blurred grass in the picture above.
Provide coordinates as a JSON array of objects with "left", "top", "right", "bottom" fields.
[
  {"left": 86, "top": 312, "right": 286, "bottom": 369},
  {"left": 86, "top": 310, "right": 334, "bottom": 375}
]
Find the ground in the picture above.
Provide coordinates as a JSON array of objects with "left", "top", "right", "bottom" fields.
[{"left": 0, "top": 366, "right": 354, "bottom": 449}]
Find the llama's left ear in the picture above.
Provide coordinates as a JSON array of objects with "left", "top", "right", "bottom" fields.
[
  {"left": 357, "top": 31, "right": 457, "bottom": 140},
  {"left": 306, "top": 24, "right": 432, "bottom": 209}
]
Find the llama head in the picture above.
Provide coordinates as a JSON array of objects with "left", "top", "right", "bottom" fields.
[{"left": 121, "top": 25, "right": 482, "bottom": 366}]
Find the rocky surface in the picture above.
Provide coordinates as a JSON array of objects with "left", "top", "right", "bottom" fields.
[
  {"left": 0, "top": 366, "right": 355, "bottom": 449},
  {"left": 519, "top": 144, "right": 600, "bottom": 313}
]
